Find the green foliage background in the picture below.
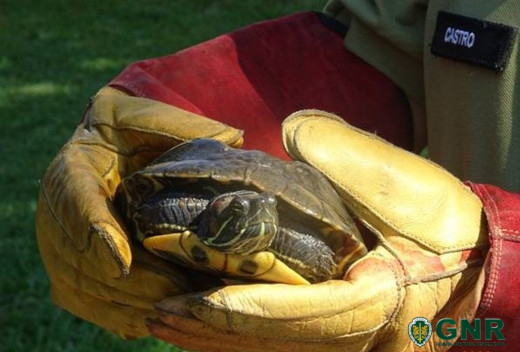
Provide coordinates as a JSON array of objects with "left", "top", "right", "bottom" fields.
[{"left": 0, "top": 1, "right": 322, "bottom": 351}]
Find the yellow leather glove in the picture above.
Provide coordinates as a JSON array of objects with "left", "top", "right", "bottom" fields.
[
  {"left": 35, "top": 87, "right": 243, "bottom": 339},
  {"left": 147, "top": 110, "right": 489, "bottom": 352}
]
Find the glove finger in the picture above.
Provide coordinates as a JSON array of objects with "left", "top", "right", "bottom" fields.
[
  {"left": 148, "top": 317, "right": 279, "bottom": 352},
  {"left": 85, "top": 87, "right": 244, "bottom": 174},
  {"left": 38, "top": 87, "right": 245, "bottom": 280},
  {"left": 150, "top": 299, "right": 374, "bottom": 352},
  {"left": 38, "top": 223, "right": 196, "bottom": 310},
  {"left": 149, "top": 323, "right": 371, "bottom": 352},
  {"left": 38, "top": 142, "right": 132, "bottom": 279},
  {"left": 156, "top": 253, "right": 401, "bottom": 341},
  {"left": 151, "top": 266, "right": 483, "bottom": 352},
  {"left": 51, "top": 279, "right": 154, "bottom": 339},
  {"left": 282, "top": 110, "right": 487, "bottom": 254}
]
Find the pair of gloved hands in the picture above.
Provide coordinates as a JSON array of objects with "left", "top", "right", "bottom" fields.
[{"left": 36, "top": 87, "right": 489, "bottom": 351}]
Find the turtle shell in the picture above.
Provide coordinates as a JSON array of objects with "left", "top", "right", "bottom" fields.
[{"left": 120, "top": 138, "right": 365, "bottom": 273}]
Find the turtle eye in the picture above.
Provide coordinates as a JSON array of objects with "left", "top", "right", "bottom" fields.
[
  {"left": 208, "top": 196, "right": 231, "bottom": 216},
  {"left": 231, "top": 198, "right": 249, "bottom": 214}
]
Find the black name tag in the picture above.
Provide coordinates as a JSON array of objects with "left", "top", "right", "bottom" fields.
[{"left": 431, "top": 11, "right": 517, "bottom": 71}]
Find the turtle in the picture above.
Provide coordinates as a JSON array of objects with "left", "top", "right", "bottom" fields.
[{"left": 116, "top": 138, "right": 366, "bottom": 284}]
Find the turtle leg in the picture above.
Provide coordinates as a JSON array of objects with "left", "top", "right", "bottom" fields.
[
  {"left": 268, "top": 225, "right": 338, "bottom": 283},
  {"left": 143, "top": 232, "right": 310, "bottom": 285}
]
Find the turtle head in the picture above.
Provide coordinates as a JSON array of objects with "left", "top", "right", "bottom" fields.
[{"left": 200, "top": 191, "right": 278, "bottom": 255}]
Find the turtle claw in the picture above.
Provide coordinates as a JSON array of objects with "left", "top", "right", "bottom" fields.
[{"left": 143, "top": 232, "right": 310, "bottom": 285}]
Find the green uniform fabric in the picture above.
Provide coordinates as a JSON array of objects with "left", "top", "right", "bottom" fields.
[{"left": 324, "top": 0, "right": 520, "bottom": 191}]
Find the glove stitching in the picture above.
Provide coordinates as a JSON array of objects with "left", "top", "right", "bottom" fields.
[
  {"left": 304, "top": 155, "right": 482, "bottom": 254},
  {"left": 91, "top": 121, "right": 242, "bottom": 145},
  {"left": 381, "top": 233, "right": 481, "bottom": 285},
  {"left": 377, "top": 238, "right": 411, "bottom": 280},
  {"left": 40, "top": 181, "right": 89, "bottom": 252},
  {"left": 101, "top": 151, "right": 117, "bottom": 180},
  {"left": 91, "top": 223, "right": 130, "bottom": 277},
  {"left": 72, "top": 128, "right": 241, "bottom": 160},
  {"left": 50, "top": 246, "right": 157, "bottom": 310},
  {"left": 51, "top": 243, "right": 182, "bottom": 312},
  {"left": 41, "top": 143, "right": 117, "bottom": 241},
  {"left": 41, "top": 170, "right": 129, "bottom": 277},
  {"left": 373, "top": 256, "right": 403, "bottom": 339},
  {"left": 93, "top": 121, "right": 191, "bottom": 141},
  {"left": 341, "top": 174, "right": 480, "bottom": 253},
  {"left": 55, "top": 273, "right": 155, "bottom": 324},
  {"left": 69, "top": 139, "right": 173, "bottom": 159},
  {"left": 78, "top": 141, "right": 118, "bottom": 179},
  {"left": 406, "top": 265, "right": 471, "bottom": 285},
  {"left": 470, "top": 184, "right": 500, "bottom": 315},
  {"left": 497, "top": 230, "right": 520, "bottom": 242},
  {"left": 204, "top": 279, "right": 402, "bottom": 343}
]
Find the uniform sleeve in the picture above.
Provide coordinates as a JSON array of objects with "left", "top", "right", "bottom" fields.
[
  {"left": 323, "top": 0, "right": 428, "bottom": 150},
  {"left": 323, "top": 0, "right": 428, "bottom": 102}
]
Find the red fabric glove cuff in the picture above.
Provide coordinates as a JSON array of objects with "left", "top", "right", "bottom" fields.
[
  {"left": 453, "top": 182, "right": 520, "bottom": 351},
  {"left": 109, "top": 12, "right": 413, "bottom": 160}
]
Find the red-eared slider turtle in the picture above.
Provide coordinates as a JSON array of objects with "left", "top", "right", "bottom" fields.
[{"left": 116, "top": 138, "right": 366, "bottom": 284}]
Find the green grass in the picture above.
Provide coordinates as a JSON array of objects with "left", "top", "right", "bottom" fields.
[{"left": 0, "top": 1, "right": 322, "bottom": 351}]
